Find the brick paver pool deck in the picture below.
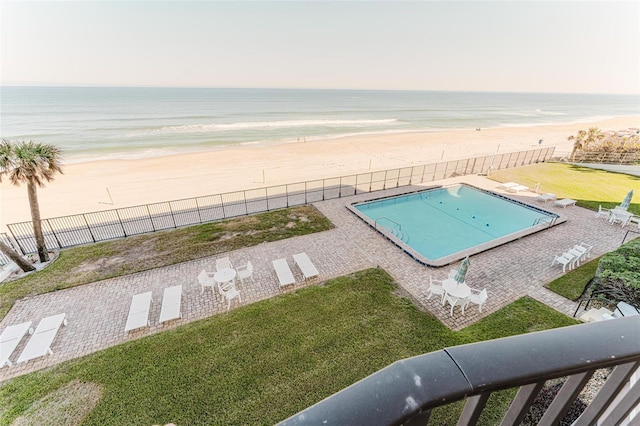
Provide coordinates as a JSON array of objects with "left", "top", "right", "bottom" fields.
[{"left": 0, "top": 175, "right": 635, "bottom": 382}]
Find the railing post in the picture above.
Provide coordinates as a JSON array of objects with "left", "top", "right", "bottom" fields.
[
  {"left": 168, "top": 202, "right": 177, "bottom": 228},
  {"left": 145, "top": 205, "right": 156, "bottom": 231},
  {"left": 220, "top": 195, "right": 227, "bottom": 217},
  {"left": 45, "top": 219, "right": 62, "bottom": 249},
  {"left": 243, "top": 191, "right": 248, "bottom": 214},
  {"left": 82, "top": 214, "right": 96, "bottom": 243},
  {"left": 7, "top": 225, "right": 27, "bottom": 255},
  {"left": 304, "top": 181, "right": 307, "bottom": 204},
  {"left": 115, "top": 209, "right": 127, "bottom": 237},
  {"left": 195, "top": 198, "right": 203, "bottom": 223}
]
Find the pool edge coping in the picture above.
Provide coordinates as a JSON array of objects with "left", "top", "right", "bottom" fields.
[{"left": 345, "top": 183, "right": 566, "bottom": 267}]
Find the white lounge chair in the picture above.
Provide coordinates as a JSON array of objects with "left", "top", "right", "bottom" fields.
[
  {"left": 0, "top": 321, "right": 32, "bottom": 368},
  {"left": 17, "top": 314, "right": 67, "bottom": 364},
  {"left": 465, "top": 288, "right": 488, "bottom": 313},
  {"left": 216, "top": 257, "right": 233, "bottom": 271},
  {"left": 159, "top": 285, "right": 182, "bottom": 324},
  {"left": 293, "top": 252, "right": 319, "bottom": 280},
  {"left": 551, "top": 252, "right": 575, "bottom": 273},
  {"left": 498, "top": 182, "right": 519, "bottom": 189},
  {"left": 425, "top": 276, "right": 445, "bottom": 304},
  {"left": 198, "top": 269, "right": 217, "bottom": 294},
  {"left": 507, "top": 185, "right": 529, "bottom": 193},
  {"left": 236, "top": 261, "right": 255, "bottom": 284},
  {"left": 536, "top": 193, "right": 557, "bottom": 204},
  {"left": 553, "top": 199, "right": 577, "bottom": 208},
  {"left": 124, "top": 292, "right": 152, "bottom": 332},
  {"left": 273, "top": 258, "right": 295, "bottom": 287},
  {"left": 218, "top": 281, "right": 241, "bottom": 310}
]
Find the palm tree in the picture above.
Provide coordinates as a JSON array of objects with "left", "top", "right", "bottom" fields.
[
  {"left": 568, "top": 129, "right": 587, "bottom": 161},
  {"left": 0, "top": 140, "right": 63, "bottom": 263},
  {"left": 0, "top": 239, "right": 35, "bottom": 272}
]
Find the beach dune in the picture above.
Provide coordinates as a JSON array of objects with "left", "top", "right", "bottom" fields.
[{"left": 1, "top": 116, "right": 638, "bottom": 230}]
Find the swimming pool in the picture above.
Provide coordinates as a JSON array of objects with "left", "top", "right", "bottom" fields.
[{"left": 349, "top": 184, "right": 563, "bottom": 267}]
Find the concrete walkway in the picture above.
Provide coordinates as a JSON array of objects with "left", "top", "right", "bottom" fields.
[{"left": 0, "top": 176, "right": 635, "bottom": 382}]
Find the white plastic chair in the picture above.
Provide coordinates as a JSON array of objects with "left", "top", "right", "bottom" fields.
[
  {"left": 425, "top": 276, "right": 446, "bottom": 304},
  {"left": 577, "top": 242, "right": 593, "bottom": 259},
  {"left": 198, "top": 269, "right": 217, "bottom": 294},
  {"left": 567, "top": 247, "right": 584, "bottom": 267},
  {"left": 236, "top": 261, "right": 254, "bottom": 284},
  {"left": 448, "top": 269, "right": 457, "bottom": 279},
  {"left": 444, "top": 293, "right": 468, "bottom": 316},
  {"left": 465, "top": 288, "right": 488, "bottom": 313},
  {"left": 551, "top": 252, "right": 575, "bottom": 273},
  {"left": 595, "top": 205, "right": 610, "bottom": 219},
  {"left": 218, "top": 281, "right": 241, "bottom": 310},
  {"left": 216, "top": 257, "right": 233, "bottom": 271}
]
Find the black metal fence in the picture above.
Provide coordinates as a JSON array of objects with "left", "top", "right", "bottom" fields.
[
  {"left": 552, "top": 150, "right": 640, "bottom": 164},
  {"left": 0, "top": 233, "right": 13, "bottom": 267},
  {"left": 6, "top": 147, "right": 554, "bottom": 255}
]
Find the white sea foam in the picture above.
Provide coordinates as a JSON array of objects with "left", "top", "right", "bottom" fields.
[
  {"left": 125, "top": 118, "right": 400, "bottom": 138},
  {"left": 2, "top": 87, "right": 637, "bottom": 162}
]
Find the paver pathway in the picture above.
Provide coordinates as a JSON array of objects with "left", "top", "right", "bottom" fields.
[{"left": 0, "top": 175, "right": 635, "bottom": 381}]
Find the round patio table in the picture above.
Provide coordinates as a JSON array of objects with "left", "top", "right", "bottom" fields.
[
  {"left": 214, "top": 268, "right": 236, "bottom": 285},
  {"left": 442, "top": 279, "right": 471, "bottom": 316}
]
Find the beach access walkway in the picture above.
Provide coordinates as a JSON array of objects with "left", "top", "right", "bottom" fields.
[{"left": 0, "top": 175, "right": 634, "bottom": 382}]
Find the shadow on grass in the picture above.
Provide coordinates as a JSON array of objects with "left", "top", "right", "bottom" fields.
[
  {"left": 575, "top": 199, "right": 639, "bottom": 216},
  {"left": 567, "top": 164, "right": 640, "bottom": 181}
]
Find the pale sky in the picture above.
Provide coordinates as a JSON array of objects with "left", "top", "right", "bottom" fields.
[{"left": 1, "top": 1, "right": 639, "bottom": 94}]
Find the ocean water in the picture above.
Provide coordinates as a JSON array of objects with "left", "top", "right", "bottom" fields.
[{"left": 1, "top": 86, "right": 638, "bottom": 163}]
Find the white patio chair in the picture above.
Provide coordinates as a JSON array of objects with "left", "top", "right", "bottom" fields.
[
  {"left": 198, "top": 269, "right": 217, "bottom": 294},
  {"left": 577, "top": 242, "right": 594, "bottom": 259},
  {"left": 236, "top": 261, "right": 254, "bottom": 284},
  {"left": 444, "top": 293, "right": 468, "bottom": 317},
  {"left": 595, "top": 205, "right": 610, "bottom": 219},
  {"left": 607, "top": 209, "right": 628, "bottom": 226},
  {"left": 568, "top": 247, "right": 585, "bottom": 267},
  {"left": 425, "top": 276, "right": 446, "bottom": 304},
  {"left": 448, "top": 269, "right": 457, "bottom": 279},
  {"left": 216, "top": 257, "right": 233, "bottom": 271},
  {"left": 465, "top": 288, "right": 488, "bottom": 313},
  {"left": 551, "top": 252, "right": 575, "bottom": 273},
  {"left": 571, "top": 244, "right": 592, "bottom": 263},
  {"left": 218, "top": 280, "right": 241, "bottom": 310}
]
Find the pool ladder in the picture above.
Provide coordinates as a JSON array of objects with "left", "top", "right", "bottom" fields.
[
  {"left": 375, "top": 217, "right": 409, "bottom": 243},
  {"left": 532, "top": 216, "right": 556, "bottom": 227}
]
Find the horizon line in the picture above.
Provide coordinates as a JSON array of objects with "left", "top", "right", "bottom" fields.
[{"left": 1, "top": 84, "right": 639, "bottom": 97}]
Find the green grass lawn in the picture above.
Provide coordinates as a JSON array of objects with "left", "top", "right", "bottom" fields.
[
  {"left": 0, "top": 205, "right": 333, "bottom": 319},
  {"left": 489, "top": 162, "right": 639, "bottom": 215},
  {"left": 0, "top": 269, "right": 578, "bottom": 425},
  {"left": 546, "top": 256, "right": 601, "bottom": 300}
]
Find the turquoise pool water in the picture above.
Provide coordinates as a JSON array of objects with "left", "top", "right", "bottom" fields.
[{"left": 351, "top": 184, "right": 560, "bottom": 266}]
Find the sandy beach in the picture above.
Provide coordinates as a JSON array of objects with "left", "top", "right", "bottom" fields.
[{"left": 1, "top": 116, "right": 638, "bottom": 230}]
